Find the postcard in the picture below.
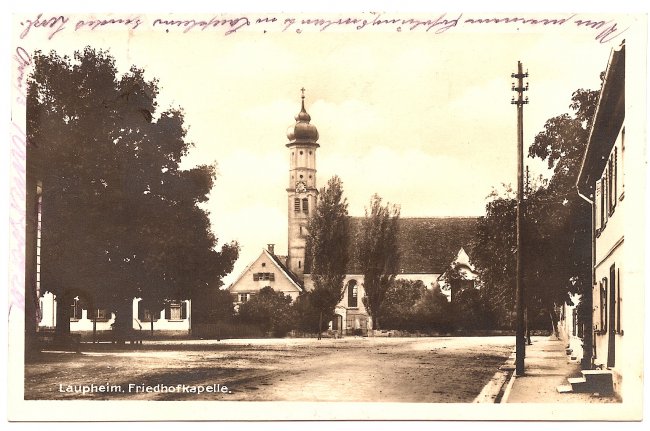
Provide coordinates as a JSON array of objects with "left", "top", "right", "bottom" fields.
[{"left": 8, "top": 6, "right": 647, "bottom": 422}]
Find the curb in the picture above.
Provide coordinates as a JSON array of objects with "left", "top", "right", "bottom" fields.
[
  {"left": 473, "top": 352, "right": 516, "bottom": 403},
  {"left": 500, "top": 369, "right": 518, "bottom": 403},
  {"left": 473, "top": 369, "right": 511, "bottom": 403}
]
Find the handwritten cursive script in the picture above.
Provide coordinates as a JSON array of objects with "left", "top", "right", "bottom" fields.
[
  {"left": 9, "top": 122, "right": 27, "bottom": 314},
  {"left": 152, "top": 16, "right": 251, "bottom": 35},
  {"left": 15, "top": 12, "right": 630, "bottom": 45},
  {"left": 20, "top": 13, "right": 69, "bottom": 40}
]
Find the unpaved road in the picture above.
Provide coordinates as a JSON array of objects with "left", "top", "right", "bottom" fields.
[{"left": 25, "top": 336, "right": 513, "bottom": 402}]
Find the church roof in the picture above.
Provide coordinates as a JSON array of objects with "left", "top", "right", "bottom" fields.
[
  {"left": 286, "top": 91, "right": 319, "bottom": 145},
  {"left": 306, "top": 216, "right": 478, "bottom": 275}
]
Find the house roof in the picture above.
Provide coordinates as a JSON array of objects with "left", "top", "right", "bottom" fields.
[
  {"left": 577, "top": 42, "right": 625, "bottom": 195},
  {"left": 268, "top": 252, "right": 304, "bottom": 289},
  {"left": 307, "top": 216, "right": 478, "bottom": 275},
  {"left": 229, "top": 249, "right": 303, "bottom": 292}
]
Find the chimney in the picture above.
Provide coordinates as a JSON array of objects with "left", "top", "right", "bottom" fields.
[{"left": 267, "top": 244, "right": 275, "bottom": 255}]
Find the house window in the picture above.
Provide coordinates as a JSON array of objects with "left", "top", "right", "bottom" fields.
[
  {"left": 164, "top": 301, "right": 186, "bottom": 320},
  {"left": 347, "top": 280, "right": 358, "bottom": 308},
  {"left": 600, "top": 278, "right": 608, "bottom": 331},
  {"left": 614, "top": 147, "right": 618, "bottom": 206},
  {"left": 608, "top": 151, "right": 617, "bottom": 216},
  {"left": 595, "top": 181, "right": 602, "bottom": 232},
  {"left": 600, "top": 177, "right": 606, "bottom": 229},
  {"left": 70, "top": 297, "right": 83, "bottom": 320},
  {"left": 294, "top": 198, "right": 300, "bottom": 212},
  {"left": 137, "top": 302, "right": 160, "bottom": 322},
  {"left": 238, "top": 293, "right": 250, "bottom": 303},
  {"left": 253, "top": 272, "right": 275, "bottom": 281},
  {"left": 89, "top": 307, "right": 110, "bottom": 321},
  {"left": 302, "top": 198, "right": 308, "bottom": 213},
  {"left": 621, "top": 128, "right": 625, "bottom": 194},
  {"left": 616, "top": 268, "right": 622, "bottom": 333},
  {"left": 170, "top": 303, "right": 182, "bottom": 320}
]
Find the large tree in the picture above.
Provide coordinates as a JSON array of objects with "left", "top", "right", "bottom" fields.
[
  {"left": 27, "top": 47, "right": 238, "bottom": 341},
  {"left": 524, "top": 88, "right": 597, "bottom": 334},
  {"left": 358, "top": 194, "right": 400, "bottom": 330},
  {"left": 380, "top": 279, "right": 426, "bottom": 331},
  {"left": 472, "top": 86, "right": 599, "bottom": 333},
  {"left": 472, "top": 187, "right": 517, "bottom": 328},
  {"left": 306, "top": 176, "right": 350, "bottom": 338}
]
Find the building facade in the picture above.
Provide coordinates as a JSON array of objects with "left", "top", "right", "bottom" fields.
[
  {"left": 38, "top": 294, "right": 191, "bottom": 333},
  {"left": 229, "top": 246, "right": 304, "bottom": 307},
  {"left": 576, "top": 42, "right": 626, "bottom": 396}
]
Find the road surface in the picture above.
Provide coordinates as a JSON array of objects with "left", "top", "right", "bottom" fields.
[{"left": 25, "top": 336, "right": 514, "bottom": 402}]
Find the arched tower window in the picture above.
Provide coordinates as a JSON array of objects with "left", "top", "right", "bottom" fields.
[
  {"left": 302, "top": 198, "right": 308, "bottom": 213},
  {"left": 347, "top": 280, "right": 358, "bottom": 308},
  {"left": 294, "top": 198, "right": 300, "bottom": 212}
]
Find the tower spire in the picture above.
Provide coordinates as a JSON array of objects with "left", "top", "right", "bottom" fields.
[{"left": 286, "top": 88, "right": 319, "bottom": 280}]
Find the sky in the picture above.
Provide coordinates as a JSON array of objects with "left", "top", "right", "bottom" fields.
[{"left": 10, "top": 10, "right": 636, "bottom": 285}]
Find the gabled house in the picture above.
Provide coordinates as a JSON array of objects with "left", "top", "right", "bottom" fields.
[
  {"left": 436, "top": 247, "right": 479, "bottom": 302},
  {"left": 229, "top": 245, "right": 304, "bottom": 307}
]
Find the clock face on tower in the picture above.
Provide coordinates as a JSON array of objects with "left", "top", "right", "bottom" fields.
[{"left": 295, "top": 181, "right": 307, "bottom": 193}]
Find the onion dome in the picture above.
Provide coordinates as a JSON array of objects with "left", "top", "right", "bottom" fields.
[{"left": 287, "top": 88, "right": 319, "bottom": 144}]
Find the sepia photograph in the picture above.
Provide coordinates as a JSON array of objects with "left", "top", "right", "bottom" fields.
[{"left": 7, "top": 3, "right": 647, "bottom": 422}]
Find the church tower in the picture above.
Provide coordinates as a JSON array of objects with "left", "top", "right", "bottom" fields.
[{"left": 286, "top": 89, "right": 319, "bottom": 279}]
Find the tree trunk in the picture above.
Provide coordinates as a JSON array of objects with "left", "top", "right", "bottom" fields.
[
  {"left": 549, "top": 308, "right": 559, "bottom": 339},
  {"left": 150, "top": 317, "right": 154, "bottom": 335},
  {"left": 113, "top": 299, "right": 133, "bottom": 344},
  {"left": 318, "top": 311, "right": 323, "bottom": 340},
  {"left": 54, "top": 293, "right": 71, "bottom": 341},
  {"left": 525, "top": 307, "right": 532, "bottom": 345}
]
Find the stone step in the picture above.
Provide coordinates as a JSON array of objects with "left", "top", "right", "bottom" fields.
[
  {"left": 556, "top": 384, "right": 573, "bottom": 393},
  {"left": 582, "top": 370, "right": 614, "bottom": 394},
  {"left": 567, "top": 376, "right": 589, "bottom": 392}
]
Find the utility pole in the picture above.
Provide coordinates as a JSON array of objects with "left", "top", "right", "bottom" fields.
[{"left": 511, "top": 61, "right": 529, "bottom": 376}]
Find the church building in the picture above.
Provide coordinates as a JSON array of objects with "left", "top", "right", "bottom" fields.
[{"left": 229, "top": 91, "right": 479, "bottom": 335}]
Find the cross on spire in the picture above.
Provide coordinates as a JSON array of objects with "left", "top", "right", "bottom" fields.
[{"left": 300, "top": 87, "right": 306, "bottom": 100}]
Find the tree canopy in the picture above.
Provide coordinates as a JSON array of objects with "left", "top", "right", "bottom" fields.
[
  {"left": 472, "top": 85, "right": 600, "bottom": 331},
  {"left": 306, "top": 175, "right": 350, "bottom": 337},
  {"left": 237, "top": 287, "right": 295, "bottom": 337},
  {"left": 27, "top": 47, "right": 238, "bottom": 333},
  {"left": 358, "top": 194, "right": 400, "bottom": 330}
]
